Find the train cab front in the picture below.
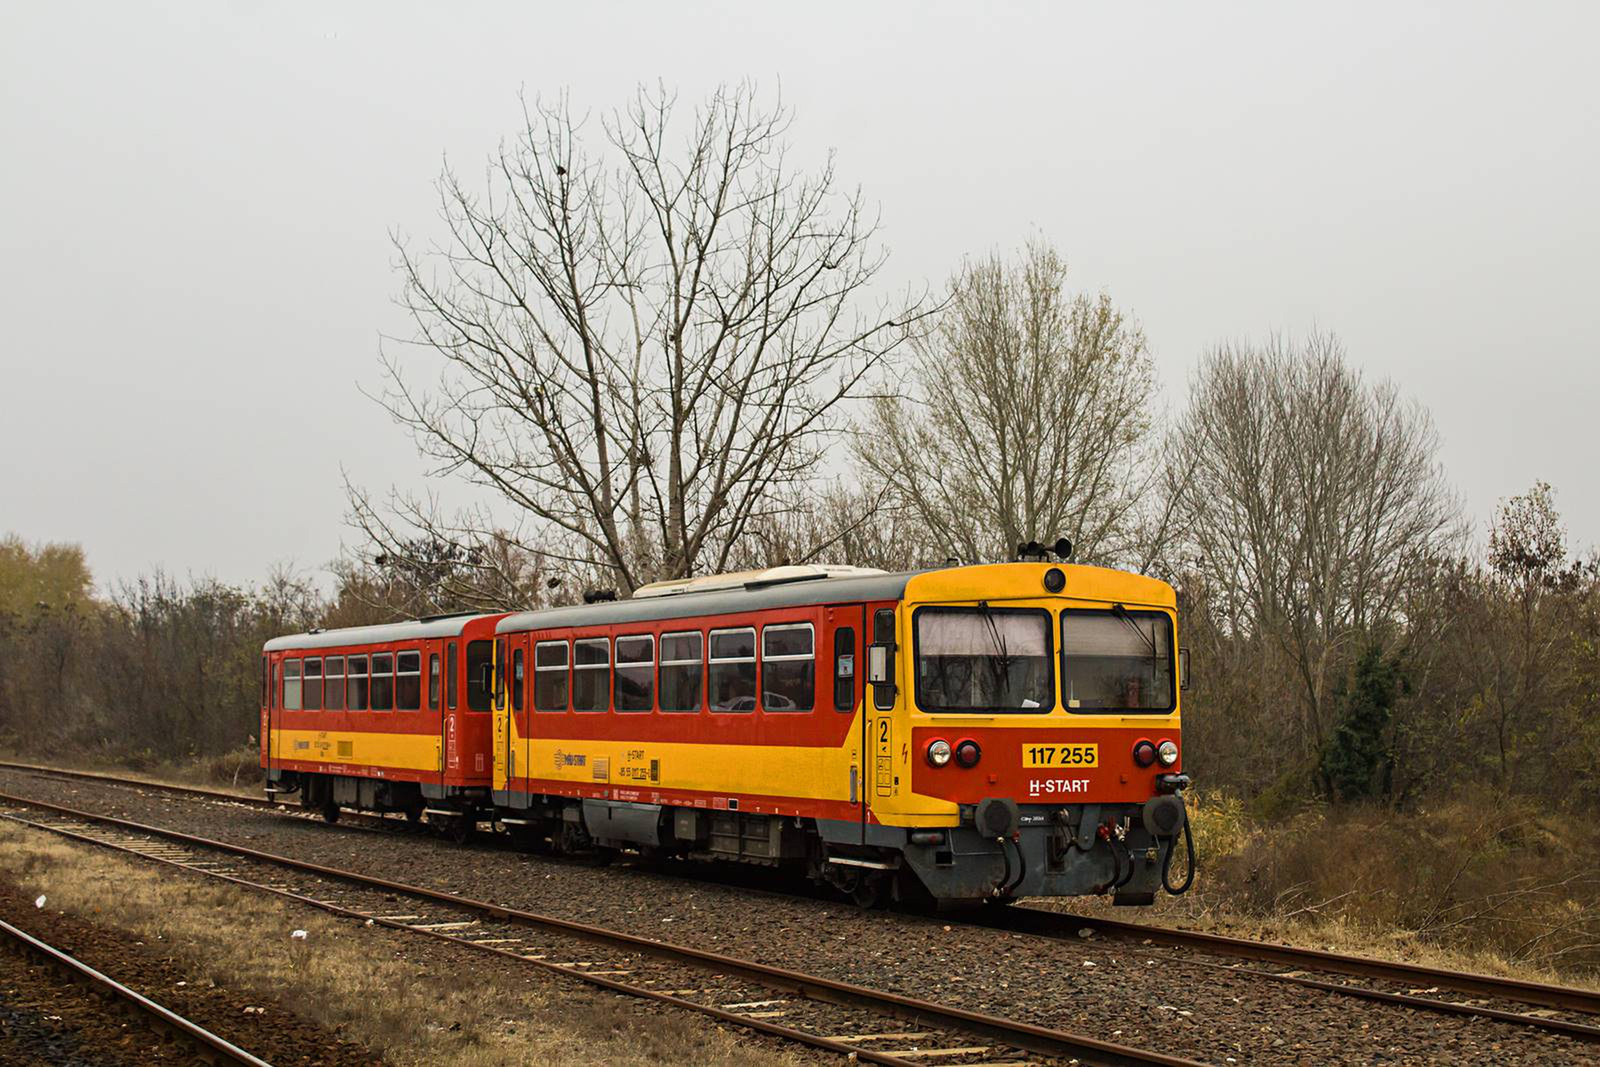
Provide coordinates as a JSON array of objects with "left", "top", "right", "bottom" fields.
[{"left": 880, "top": 563, "right": 1193, "bottom": 906}]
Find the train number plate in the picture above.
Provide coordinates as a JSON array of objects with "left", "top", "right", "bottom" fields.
[{"left": 1022, "top": 743, "right": 1098, "bottom": 768}]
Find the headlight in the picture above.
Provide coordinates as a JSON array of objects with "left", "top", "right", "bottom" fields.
[
  {"left": 955, "top": 739, "right": 981, "bottom": 768},
  {"left": 1132, "top": 739, "right": 1157, "bottom": 767},
  {"left": 926, "top": 739, "right": 953, "bottom": 767},
  {"left": 1157, "top": 739, "right": 1179, "bottom": 766}
]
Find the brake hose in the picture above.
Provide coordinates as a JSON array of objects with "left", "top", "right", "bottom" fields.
[
  {"left": 993, "top": 836, "right": 1012, "bottom": 897},
  {"left": 1111, "top": 835, "right": 1136, "bottom": 889},
  {"left": 1162, "top": 815, "right": 1196, "bottom": 895},
  {"left": 1006, "top": 836, "right": 1027, "bottom": 895}
]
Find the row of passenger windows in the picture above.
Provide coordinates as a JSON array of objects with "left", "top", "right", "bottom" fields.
[
  {"left": 281, "top": 651, "right": 430, "bottom": 711},
  {"left": 272, "top": 616, "right": 886, "bottom": 717},
  {"left": 513, "top": 622, "right": 853, "bottom": 714},
  {"left": 274, "top": 641, "right": 496, "bottom": 713}
]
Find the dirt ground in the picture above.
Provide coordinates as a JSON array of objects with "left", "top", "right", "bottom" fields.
[{"left": 0, "top": 879, "right": 379, "bottom": 1066}]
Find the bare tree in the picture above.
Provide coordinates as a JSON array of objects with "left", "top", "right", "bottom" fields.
[
  {"left": 1169, "top": 332, "right": 1463, "bottom": 755},
  {"left": 855, "top": 240, "right": 1159, "bottom": 567},
  {"left": 373, "top": 83, "right": 929, "bottom": 594}
]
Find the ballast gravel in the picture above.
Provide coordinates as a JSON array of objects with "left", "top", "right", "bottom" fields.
[{"left": 0, "top": 767, "right": 1589, "bottom": 1066}]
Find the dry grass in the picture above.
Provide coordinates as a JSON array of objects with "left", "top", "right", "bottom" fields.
[
  {"left": 1070, "top": 788, "right": 1600, "bottom": 992},
  {"left": 0, "top": 745, "right": 264, "bottom": 798},
  {"left": 0, "top": 821, "right": 809, "bottom": 1066}
]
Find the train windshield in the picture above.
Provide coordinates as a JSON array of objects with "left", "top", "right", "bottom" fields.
[
  {"left": 914, "top": 606, "right": 1054, "bottom": 713},
  {"left": 1061, "top": 607, "right": 1174, "bottom": 712}
]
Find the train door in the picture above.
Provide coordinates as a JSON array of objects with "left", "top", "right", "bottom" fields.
[
  {"left": 441, "top": 637, "right": 461, "bottom": 785},
  {"left": 491, "top": 637, "right": 510, "bottom": 792},
  {"left": 426, "top": 639, "right": 445, "bottom": 786},
  {"left": 863, "top": 603, "right": 899, "bottom": 841},
  {"left": 507, "top": 633, "right": 530, "bottom": 796},
  {"left": 825, "top": 606, "right": 867, "bottom": 831}
]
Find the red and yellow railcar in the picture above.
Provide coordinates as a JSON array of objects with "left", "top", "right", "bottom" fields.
[
  {"left": 489, "top": 560, "right": 1190, "bottom": 905},
  {"left": 260, "top": 612, "right": 507, "bottom": 837}
]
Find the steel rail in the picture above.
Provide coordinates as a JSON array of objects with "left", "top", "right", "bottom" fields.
[
  {"left": 0, "top": 914, "right": 273, "bottom": 1066},
  {"left": 996, "top": 907, "right": 1600, "bottom": 1017},
  {"left": 0, "top": 759, "right": 278, "bottom": 808},
  {"left": 0, "top": 790, "right": 1199, "bottom": 1067}
]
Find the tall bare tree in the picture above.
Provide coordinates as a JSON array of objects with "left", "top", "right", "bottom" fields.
[
  {"left": 373, "top": 84, "right": 928, "bottom": 593},
  {"left": 1169, "top": 332, "right": 1463, "bottom": 755},
  {"left": 855, "top": 240, "right": 1159, "bottom": 567}
]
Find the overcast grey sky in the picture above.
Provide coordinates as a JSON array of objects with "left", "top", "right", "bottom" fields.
[{"left": 2, "top": 2, "right": 1596, "bottom": 590}]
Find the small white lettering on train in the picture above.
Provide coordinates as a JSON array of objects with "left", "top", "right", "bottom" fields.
[{"left": 1028, "top": 778, "right": 1091, "bottom": 797}]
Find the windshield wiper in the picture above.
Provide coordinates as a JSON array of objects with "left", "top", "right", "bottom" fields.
[
  {"left": 977, "top": 600, "right": 1013, "bottom": 684},
  {"left": 1111, "top": 603, "right": 1159, "bottom": 658}
]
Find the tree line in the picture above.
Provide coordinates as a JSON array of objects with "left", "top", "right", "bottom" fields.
[{"left": 2, "top": 84, "right": 1594, "bottom": 818}]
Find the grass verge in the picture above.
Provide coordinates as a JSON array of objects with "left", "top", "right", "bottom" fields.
[{"left": 0, "top": 820, "right": 811, "bottom": 1066}]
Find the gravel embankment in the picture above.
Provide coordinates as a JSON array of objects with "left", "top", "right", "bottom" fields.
[{"left": 0, "top": 768, "right": 1588, "bottom": 1065}]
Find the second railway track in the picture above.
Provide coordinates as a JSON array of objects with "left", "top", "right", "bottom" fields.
[{"left": 0, "top": 912, "right": 271, "bottom": 1066}]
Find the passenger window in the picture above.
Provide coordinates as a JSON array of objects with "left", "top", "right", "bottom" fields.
[
  {"left": 324, "top": 656, "right": 346, "bottom": 710},
  {"left": 283, "top": 659, "right": 303, "bottom": 710},
  {"left": 371, "top": 653, "right": 394, "bottom": 710},
  {"left": 709, "top": 627, "right": 756, "bottom": 712},
  {"left": 762, "top": 624, "right": 814, "bottom": 712},
  {"left": 511, "top": 648, "right": 525, "bottom": 711},
  {"left": 396, "top": 651, "right": 422, "bottom": 710},
  {"left": 303, "top": 658, "right": 323, "bottom": 710},
  {"left": 428, "top": 654, "right": 440, "bottom": 709},
  {"left": 659, "top": 632, "right": 703, "bottom": 712},
  {"left": 534, "top": 641, "right": 569, "bottom": 712},
  {"left": 572, "top": 638, "right": 610, "bottom": 712},
  {"left": 833, "top": 627, "right": 856, "bottom": 711},
  {"left": 465, "top": 640, "right": 493, "bottom": 711},
  {"left": 446, "top": 641, "right": 458, "bottom": 709},
  {"left": 872, "top": 609, "right": 897, "bottom": 710},
  {"left": 614, "top": 635, "right": 654, "bottom": 712},
  {"left": 347, "top": 655, "right": 369, "bottom": 710}
]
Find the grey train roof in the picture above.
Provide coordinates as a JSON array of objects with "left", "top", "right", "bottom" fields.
[
  {"left": 496, "top": 571, "right": 919, "bottom": 635},
  {"left": 263, "top": 613, "right": 496, "bottom": 652}
]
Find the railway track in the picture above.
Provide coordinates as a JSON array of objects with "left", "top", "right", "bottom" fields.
[
  {"left": 6, "top": 760, "right": 1600, "bottom": 1047},
  {"left": 0, "top": 788, "right": 1199, "bottom": 1067},
  {"left": 0, "top": 912, "right": 271, "bottom": 1066},
  {"left": 983, "top": 907, "right": 1600, "bottom": 1042}
]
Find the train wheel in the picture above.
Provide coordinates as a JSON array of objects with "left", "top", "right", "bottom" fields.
[
  {"left": 851, "top": 872, "right": 889, "bottom": 909},
  {"left": 445, "top": 816, "right": 473, "bottom": 845},
  {"left": 405, "top": 805, "right": 424, "bottom": 825},
  {"left": 321, "top": 803, "right": 341, "bottom": 825}
]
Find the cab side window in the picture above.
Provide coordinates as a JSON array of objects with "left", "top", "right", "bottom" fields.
[{"left": 833, "top": 627, "right": 856, "bottom": 711}]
